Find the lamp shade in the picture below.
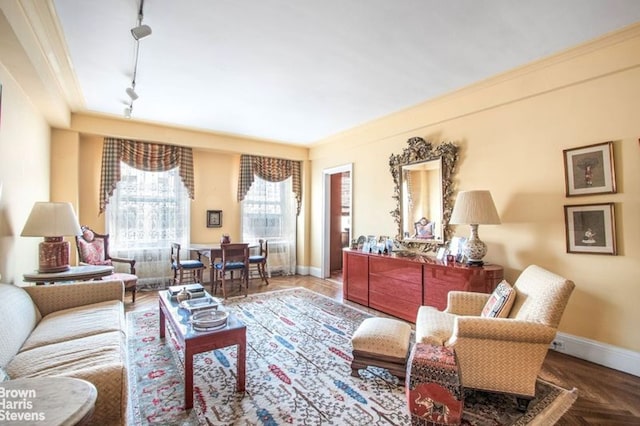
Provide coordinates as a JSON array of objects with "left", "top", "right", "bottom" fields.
[
  {"left": 21, "top": 202, "right": 82, "bottom": 237},
  {"left": 21, "top": 202, "right": 82, "bottom": 273},
  {"left": 450, "top": 190, "right": 501, "bottom": 225}
]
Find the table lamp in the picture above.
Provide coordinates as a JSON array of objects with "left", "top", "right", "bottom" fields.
[
  {"left": 449, "top": 190, "right": 501, "bottom": 266},
  {"left": 21, "top": 202, "right": 82, "bottom": 273}
]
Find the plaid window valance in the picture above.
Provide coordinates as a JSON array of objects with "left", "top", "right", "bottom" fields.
[
  {"left": 237, "top": 154, "right": 302, "bottom": 215},
  {"left": 99, "top": 138, "right": 195, "bottom": 214}
]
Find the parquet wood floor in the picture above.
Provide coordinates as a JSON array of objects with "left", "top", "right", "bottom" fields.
[{"left": 125, "top": 275, "right": 640, "bottom": 425}]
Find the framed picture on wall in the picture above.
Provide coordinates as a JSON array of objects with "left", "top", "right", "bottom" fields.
[
  {"left": 563, "top": 141, "right": 616, "bottom": 196},
  {"left": 564, "top": 203, "right": 616, "bottom": 255},
  {"left": 206, "top": 210, "right": 222, "bottom": 228}
]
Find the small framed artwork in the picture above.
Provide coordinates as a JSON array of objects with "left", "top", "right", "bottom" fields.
[
  {"left": 564, "top": 203, "right": 616, "bottom": 255},
  {"left": 563, "top": 141, "right": 616, "bottom": 196},
  {"left": 206, "top": 210, "right": 222, "bottom": 228},
  {"left": 436, "top": 246, "right": 447, "bottom": 261}
]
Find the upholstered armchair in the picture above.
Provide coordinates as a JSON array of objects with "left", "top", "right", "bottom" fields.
[
  {"left": 75, "top": 226, "right": 139, "bottom": 302},
  {"left": 415, "top": 265, "right": 575, "bottom": 409}
]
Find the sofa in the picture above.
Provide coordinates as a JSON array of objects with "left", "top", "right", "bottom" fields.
[{"left": 0, "top": 280, "right": 128, "bottom": 425}]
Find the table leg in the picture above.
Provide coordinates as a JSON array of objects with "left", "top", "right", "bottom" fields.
[
  {"left": 237, "top": 334, "right": 246, "bottom": 392},
  {"left": 159, "top": 301, "right": 165, "bottom": 339},
  {"left": 184, "top": 347, "right": 194, "bottom": 409}
]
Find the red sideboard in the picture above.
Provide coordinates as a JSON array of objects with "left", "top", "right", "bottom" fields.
[{"left": 343, "top": 249, "right": 503, "bottom": 322}]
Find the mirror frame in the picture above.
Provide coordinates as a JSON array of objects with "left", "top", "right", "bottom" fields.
[{"left": 389, "top": 137, "right": 458, "bottom": 252}]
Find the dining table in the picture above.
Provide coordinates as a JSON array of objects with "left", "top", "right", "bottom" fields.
[{"left": 187, "top": 242, "right": 258, "bottom": 288}]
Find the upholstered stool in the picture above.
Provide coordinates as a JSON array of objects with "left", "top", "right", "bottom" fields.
[
  {"left": 350, "top": 317, "right": 412, "bottom": 379},
  {"left": 406, "top": 343, "right": 464, "bottom": 425},
  {"left": 108, "top": 273, "right": 138, "bottom": 303}
]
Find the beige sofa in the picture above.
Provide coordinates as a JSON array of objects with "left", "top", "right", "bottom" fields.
[{"left": 0, "top": 280, "right": 128, "bottom": 425}]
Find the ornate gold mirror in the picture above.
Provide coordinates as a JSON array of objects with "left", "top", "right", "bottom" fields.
[{"left": 389, "top": 137, "right": 458, "bottom": 252}]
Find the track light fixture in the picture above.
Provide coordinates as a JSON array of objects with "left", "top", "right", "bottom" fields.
[
  {"left": 131, "top": 24, "right": 152, "bottom": 40},
  {"left": 126, "top": 86, "right": 138, "bottom": 100},
  {"left": 123, "top": 0, "right": 150, "bottom": 118}
]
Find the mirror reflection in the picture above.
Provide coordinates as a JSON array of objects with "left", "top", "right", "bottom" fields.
[
  {"left": 389, "top": 137, "right": 458, "bottom": 252},
  {"left": 401, "top": 159, "right": 443, "bottom": 241}
]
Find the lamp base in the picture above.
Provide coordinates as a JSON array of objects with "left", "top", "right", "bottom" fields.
[
  {"left": 462, "top": 224, "right": 488, "bottom": 268},
  {"left": 38, "top": 237, "right": 71, "bottom": 273}
]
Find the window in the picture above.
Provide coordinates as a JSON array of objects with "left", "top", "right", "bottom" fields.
[
  {"left": 241, "top": 176, "right": 296, "bottom": 276},
  {"left": 107, "top": 162, "right": 190, "bottom": 288}
]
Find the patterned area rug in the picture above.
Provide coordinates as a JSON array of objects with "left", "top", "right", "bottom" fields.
[{"left": 127, "top": 288, "right": 577, "bottom": 425}]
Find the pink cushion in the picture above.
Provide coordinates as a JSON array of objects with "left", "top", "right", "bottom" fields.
[
  {"left": 481, "top": 280, "right": 516, "bottom": 318},
  {"left": 78, "top": 238, "right": 107, "bottom": 264}
]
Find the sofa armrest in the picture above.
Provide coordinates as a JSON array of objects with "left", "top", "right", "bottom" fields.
[
  {"left": 24, "top": 280, "right": 125, "bottom": 317},
  {"left": 445, "top": 291, "right": 490, "bottom": 316},
  {"left": 450, "top": 316, "right": 557, "bottom": 344}
]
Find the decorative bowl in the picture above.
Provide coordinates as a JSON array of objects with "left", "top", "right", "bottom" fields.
[{"left": 191, "top": 310, "right": 229, "bottom": 330}]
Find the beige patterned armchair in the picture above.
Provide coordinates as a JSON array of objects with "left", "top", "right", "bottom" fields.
[{"left": 415, "top": 265, "right": 575, "bottom": 409}]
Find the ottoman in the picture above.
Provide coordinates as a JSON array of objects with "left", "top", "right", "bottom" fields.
[
  {"left": 350, "top": 317, "right": 412, "bottom": 379},
  {"left": 406, "top": 343, "right": 464, "bottom": 425}
]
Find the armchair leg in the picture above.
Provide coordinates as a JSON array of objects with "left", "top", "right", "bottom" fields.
[
  {"left": 516, "top": 397, "right": 533, "bottom": 412},
  {"left": 131, "top": 288, "right": 136, "bottom": 303}
]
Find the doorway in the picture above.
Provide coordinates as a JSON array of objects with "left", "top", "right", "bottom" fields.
[{"left": 322, "top": 164, "right": 352, "bottom": 280}]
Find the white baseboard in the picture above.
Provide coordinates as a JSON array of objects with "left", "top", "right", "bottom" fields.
[
  {"left": 551, "top": 331, "right": 640, "bottom": 377},
  {"left": 306, "top": 266, "right": 322, "bottom": 278},
  {"left": 296, "top": 265, "right": 311, "bottom": 276}
]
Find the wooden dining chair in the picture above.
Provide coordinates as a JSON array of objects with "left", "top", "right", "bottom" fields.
[
  {"left": 170, "top": 242, "right": 206, "bottom": 285},
  {"left": 212, "top": 243, "right": 249, "bottom": 298},
  {"left": 249, "top": 239, "right": 269, "bottom": 285}
]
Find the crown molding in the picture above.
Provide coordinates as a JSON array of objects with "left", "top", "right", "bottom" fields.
[{"left": 17, "top": 0, "right": 84, "bottom": 110}]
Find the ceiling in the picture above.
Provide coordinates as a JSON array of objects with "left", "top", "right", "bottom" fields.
[{"left": 50, "top": 0, "right": 640, "bottom": 145}]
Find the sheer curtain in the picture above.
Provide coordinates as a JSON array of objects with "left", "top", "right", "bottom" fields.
[
  {"left": 241, "top": 176, "right": 296, "bottom": 276},
  {"left": 107, "top": 162, "right": 190, "bottom": 289}
]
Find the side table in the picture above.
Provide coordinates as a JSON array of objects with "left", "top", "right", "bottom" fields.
[
  {"left": 0, "top": 377, "right": 97, "bottom": 425},
  {"left": 406, "top": 343, "right": 464, "bottom": 425},
  {"left": 23, "top": 265, "right": 114, "bottom": 285}
]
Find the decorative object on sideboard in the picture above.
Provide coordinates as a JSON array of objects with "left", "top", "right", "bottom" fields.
[
  {"left": 207, "top": 210, "right": 222, "bottom": 228},
  {"left": 450, "top": 190, "right": 501, "bottom": 266},
  {"left": 21, "top": 202, "right": 82, "bottom": 273},
  {"left": 564, "top": 203, "right": 617, "bottom": 255},
  {"left": 389, "top": 137, "right": 458, "bottom": 253},
  {"left": 220, "top": 233, "right": 231, "bottom": 244},
  {"left": 563, "top": 141, "right": 616, "bottom": 197}
]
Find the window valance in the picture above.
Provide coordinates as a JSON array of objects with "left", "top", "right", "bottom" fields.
[
  {"left": 99, "top": 138, "right": 195, "bottom": 214},
  {"left": 237, "top": 154, "right": 302, "bottom": 215}
]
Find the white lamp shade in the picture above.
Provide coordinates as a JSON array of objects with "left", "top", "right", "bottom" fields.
[
  {"left": 21, "top": 202, "right": 82, "bottom": 237},
  {"left": 450, "top": 190, "right": 501, "bottom": 225}
]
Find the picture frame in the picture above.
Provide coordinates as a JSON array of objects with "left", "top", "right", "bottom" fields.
[
  {"left": 563, "top": 141, "right": 616, "bottom": 197},
  {"left": 564, "top": 203, "right": 616, "bottom": 255},
  {"left": 206, "top": 210, "right": 222, "bottom": 228},
  {"left": 436, "top": 246, "right": 447, "bottom": 261}
]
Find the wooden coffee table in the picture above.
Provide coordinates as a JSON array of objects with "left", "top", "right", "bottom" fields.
[{"left": 158, "top": 290, "right": 246, "bottom": 409}]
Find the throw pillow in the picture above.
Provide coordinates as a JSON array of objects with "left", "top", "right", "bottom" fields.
[
  {"left": 0, "top": 366, "right": 10, "bottom": 382},
  {"left": 481, "top": 280, "right": 516, "bottom": 318}
]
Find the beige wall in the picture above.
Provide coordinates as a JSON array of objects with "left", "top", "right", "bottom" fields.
[
  {"left": 56, "top": 118, "right": 311, "bottom": 269},
  {"left": 0, "top": 63, "right": 51, "bottom": 283},
  {"left": 309, "top": 26, "right": 640, "bottom": 352}
]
